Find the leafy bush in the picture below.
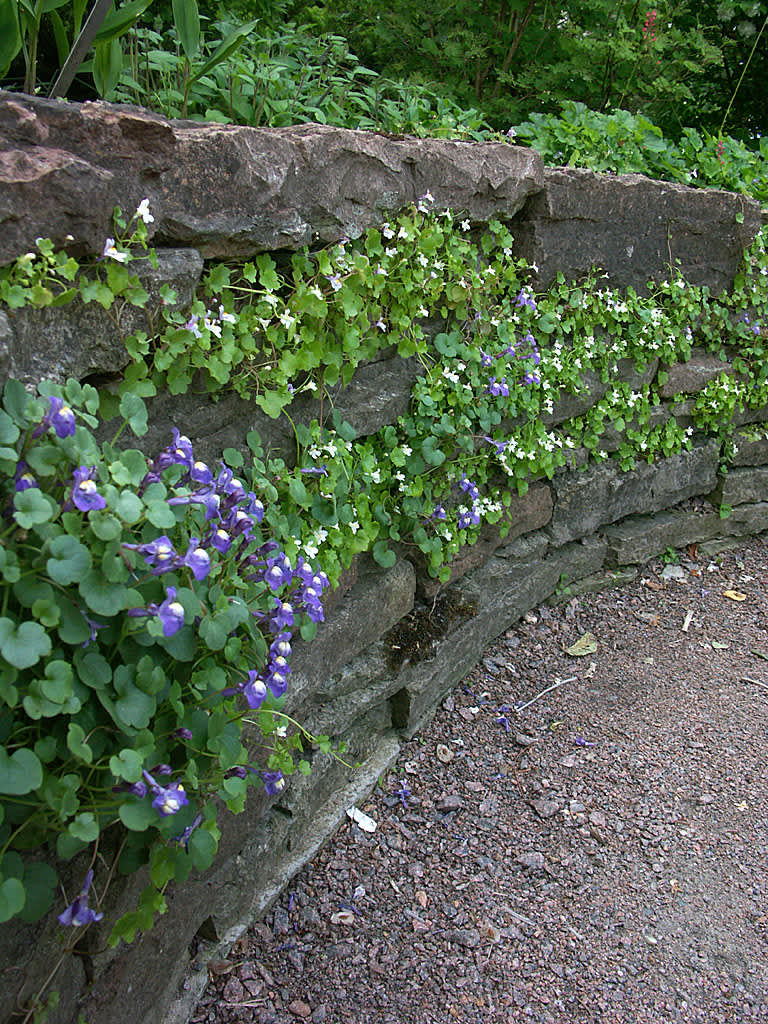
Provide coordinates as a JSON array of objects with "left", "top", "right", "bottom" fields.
[{"left": 512, "top": 102, "right": 768, "bottom": 203}]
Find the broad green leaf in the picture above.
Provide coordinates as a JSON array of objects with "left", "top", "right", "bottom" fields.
[
  {"left": 119, "top": 799, "right": 158, "bottom": 832},
  {"left": 0, "top": 879, "right": 25, "bottom": 923},
  {"left": 0, "top": 747, "right": 43, "bottom": 795},
  {"left": 47, "top": 535, "right": 93, "bottom": 584},
  {"left": 18, "top": 862, "right": 57, "bottom": 922},
  {"left": 189, "top": 19, "right": 258, "bottom": 85},
  {"left": 109, "top": 748, "right": 144, "bottom": 783},
  {"left": 93, "top": 0, "right": 153, "bottom": 43},
  {"left": 0, "top": 618, "right": 52, "bottom": 669},
  {"left": 78, "top": 572, "right": 128, "bottom": 616},
  {"left": 13, "top": 489, "right": 58, "bottom": 529}
]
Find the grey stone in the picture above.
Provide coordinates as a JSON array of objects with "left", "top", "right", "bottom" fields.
[
  {"left": 710, "top": 466, "right": 768, "bottom": 507},
  {"left": 0, "top": 248, "right": 203, "bottom": 386},
  {"left": 543, "top": 357, "right": 658, "bottom": 428},
  {"left": 659, "top": 349, "right": 733, "bottom": 398},
  {"left": 0, "top": 92, "right": 543, "bottom": 264},
  {"left": 732, "top": 429, "right": 768, "bottom": 466},
  {"left": 512, "top": 167, "right": 762, "bottom": 294},
  {"left": 602, "top": 507, "right": 723, "bottom": 564},
  {"left": 548, "top": 440, "right": 720, "bottom": 545}
]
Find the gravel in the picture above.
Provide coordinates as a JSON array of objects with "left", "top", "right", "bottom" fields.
[{"left": 195, "top": 538, "right": 768, "bottom": 1024}]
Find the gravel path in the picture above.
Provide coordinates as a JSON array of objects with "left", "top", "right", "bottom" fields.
[{"left": 196, "top": 538, "right": 768, "bottom": 1024}]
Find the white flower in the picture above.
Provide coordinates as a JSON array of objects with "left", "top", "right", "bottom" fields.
[
  {"left": 274, "top": 726, "right": 288, "bottom": 738},
  {"left": 397, "top": 226, "right": 410, "bottom": 240},
  {"left": 461, "top": 219, "right": 471, "bottom": 231},
  {"left": 349, "top": 521, "right": 360, "bottom": 534},
  {"left": 136, "top": 198, "right": 154, "bottom": 224},
  {"left": 401, "top": 445, "right": 412, "bottom": 457},
  {"left": 304, "top": 380, "right": 318, "bottom": 392},
  {"left": 383, "top": 224, "right": 395, "bottom": 239},
  {"left": 279, "top": 310, "right": 296, "bottom": 329},
  {"left": 102, "top": 238, "right": 127, "bottom": 263},
  {"left": 203, "top": 316, "right": 222, "bottom": 338},
  {"left": 218, "top": 305, "right": 237, "bottom": 324},
  {"left": 371, "top": 469, "right": 382, "bottom": 483},
  {"left": 385, "top": 247, "right": 398, "bottom": 257}
]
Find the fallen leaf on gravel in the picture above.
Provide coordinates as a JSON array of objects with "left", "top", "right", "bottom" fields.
[
  {"left": 479, "top": 921, "right": 502, "bottom": 942},
  {"left": 514, "top": 732, "right": 537, "bottom": 746},
  {"left": 436, "top": 744, "right": 454, "bottom": 764},
  {"left": 346, "top": 806, "right": 377, "bottom": 832},
  {"left": 415, "top": 889, "right": 428, "bottom": 908},
  {"left": 723, "top": 589, "right": 747, "bottom": 601},
  {"left": 711, "top": 640, "right": 729, "bottom": 650},
  {"left": 330, "top": 911, "right": 356, "bottom": 926},
  {"left": 565, "top": 632, "right": 598, "bottom": 657}
]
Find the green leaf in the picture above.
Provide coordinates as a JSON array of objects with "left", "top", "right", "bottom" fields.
[
  {"left": 0, "top": 2, "right": 21, "bottom": 78},
  {"left": 119, "top": 799, "right": 158, "bottom": 832},
  {"left": 110, "top": 747, "right": 144, "bottom": 783},
  {"left": 93, "top": 0, "right": 153, "bottom": 42},
  {"left": 188, "top": 827, "right": 218, "bottom": 872},
  {"left": 372, "top": 541, "right": 396, "bottom": 568},
  {"left": 0, "top": 747, "right": 43, "bottom": 795},
  {"left": 0, "top": 409, "right": 20, "bottom": 446},
  {"left": 39, "top": 660, "right": 74, "bottom": 703},
  {"left": 172, "top": 0, "right": 200, "bottom": 59},
  {"left": 66, "top": 723, "right": 94, "bottom": 764},
  {"left": 18, "top": 862, "right": 56, "bottom": 922},
  {"left": 189, "top": 20, "right": 258, "bottom": 85},
  {"left": 46, "top": 535, "right": 93, "bottom": 584},
  {"left": 119, "top": 391, "right": 148, "bottom": 436},
  {"left": 68, "top": 812, "right": 99, "bottom": 843},
  {"left": 0, "top": 618, "right": 52, "bottom": 669},
  {"left": 0, "top": 879, "right": 25, "bottom": 923},
  {"left": 78, "top": 572, "right": 129, "bottom": 616},
  {"left": 89, "top": 510, "right": 123, "bottom": 540},
  {"left": 13, "top": 489, "right": 58, "bottom": 529}
]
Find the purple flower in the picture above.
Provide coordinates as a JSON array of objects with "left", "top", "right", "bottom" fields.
[
  {"left": 181, "top": 538, "right": 211, "bottom": 581},
  {"left": 480, "top": 349, "right": 493, "bottom": 368},
  {"left": 269, "top": 599, "right": 294, "bottom": 632},
  {"left": 191, "top": 460, "right": 214, "bottom": 486},
  {"left": 124, "top": 535, "right": 177, "bottom": 572},
  {"left": 487, "top": 376, "right": 510, "bottom": 397},
  {"left": 431, "top": 504, "right": 447, "bottom": 521},
  {"left": 484, "top": 436, "right": 508, "bottom": 456},
  {"left": 47, "top": 396, "right": 77, "bottom": 438},
  {"left": 174, "top": 727, "right": 193, "bottom": 741},
  {"left": 71, "top": 467, "right": 106, "bottom": 512},
  {"left": 14, "top": 461, "right": 37, "bottom": 492},
  {"left": 111, "top": 780, "right": 148, "bottom": 798},
  {"left": 265, "top": 554, "right": 293, "bottom": 592},
  {"left": 173, "top": 812, "right": 203, "bottom": 852},
  {"left": 170, "top": 428, "right": 194, "bottom": 470},
  {"left": 210, "top": 527, "right": 232, "bottom": 554},
  {"left": 244, "top": 672, "right": 268, "bottom": 709},
  {"left": 265, "top": 659, "right": 289, "bottom": 698},
  {"left": 300, "top": 465, "right": 329, "bottom": 477},
  {"left": 157, "top": 586, "right": 185, "bottom": 636},
  {"left": 261, "top": 770, "right": 286, "bottom": 796},
  {"left": 58, "top": 870, "right": 103, "bottom": 927},
  {"left": 143, "top": 770, "right": 189, "bottom": 816}
]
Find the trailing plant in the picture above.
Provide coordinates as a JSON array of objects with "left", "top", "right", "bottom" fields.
[{"left": 0, "top": 374, "right": 346, "bottom": 942}]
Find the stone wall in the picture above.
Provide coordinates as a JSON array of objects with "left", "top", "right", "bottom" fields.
[{"left": 0, "top": 93, "right": 767, "bottom": 1024}]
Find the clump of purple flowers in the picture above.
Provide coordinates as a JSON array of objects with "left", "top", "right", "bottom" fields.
[{"left": 455, "top": 473, "right": 481, "bottom": 530}]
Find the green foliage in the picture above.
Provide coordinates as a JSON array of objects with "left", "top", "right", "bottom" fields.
[
  {"left": 512, "top": 102, "right": 768, "bottom": 203},
  {"left": 109, "top": 17, "right": 491, "bottom": 136},
  {"left": 0, "top": 372, "right": 346, "bottom": 936}
]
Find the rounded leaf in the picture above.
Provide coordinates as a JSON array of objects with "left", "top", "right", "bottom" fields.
[{"left": 0, "top": 618, "right": 52, "bottom": 669}]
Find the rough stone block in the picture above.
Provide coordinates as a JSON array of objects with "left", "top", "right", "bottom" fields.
[
  {"left": 512, "top": 167, "right": 762, "bottom": 295},
  {"left": 0, "top": 92, "right": 543, "bottom": 264},
  {"left": 543, "top": 356, "right": 658, "bottom": 427},
  {"left": 732, "top": 429, "right": 768, "bottom": 466},
  {"left": 659, "top": 348, "right": 733, "bottom": 398},
  {"left": 548, "top": 440, "right": 720, "bottom": 545},
  {"left": 399, "top": 533, "right": 607, "bottom": 735},
  {"left": 0, "top": 248, "right": 203, "bottom": 386},
  {"left": 602, "top": 507, "right": 723, "bottom": 564},
  {"left": 710, "top": 465, "right": 768, "bottom": 506}
]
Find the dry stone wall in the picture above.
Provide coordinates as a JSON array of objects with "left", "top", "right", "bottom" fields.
[{"left": 0, "top": 93, "right": 767, "bottom": 1024}]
